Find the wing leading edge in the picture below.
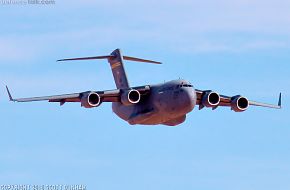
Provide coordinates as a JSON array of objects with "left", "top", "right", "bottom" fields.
[
  {"left": 5, "top": 86, "right": 114, "bottom": 105},
  {"left": 6, "top": 86, "right": 281, "bottom": 111},
  {"left": 5, "top": 85, "right": 150, "bottom": 106},
  {"left": 248, "top": 93, "right": 282, "bottom": 109},
  {"left": 195, "top": 89, "right": 281, "bottom": 111}
]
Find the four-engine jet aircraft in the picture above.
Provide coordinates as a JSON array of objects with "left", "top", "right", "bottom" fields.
[{"left": 6, "top": 49, "right": 282, "bottom": 126}]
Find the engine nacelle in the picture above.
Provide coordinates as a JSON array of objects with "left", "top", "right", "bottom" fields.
[
  {"left": 202, "top": 91, "right": 220, "bottom": 107},
  {"left": 121, "top": 89, "right": 141, "bottom": 106},
  {"left": 231, "top": 96, "right": 249, "bottom": 112},
  {"left": 81, "top": 92, "right": 102, "bottom": 108}
]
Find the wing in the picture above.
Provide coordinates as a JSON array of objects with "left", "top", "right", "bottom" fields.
[
  {"left": 6, "top": 85, "right": 150, "bottom": 106},
  {"left": 195, "top": 89, "right": 281, "bottom": 111}
]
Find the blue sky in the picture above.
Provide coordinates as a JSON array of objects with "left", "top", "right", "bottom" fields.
[{"left": 0, "top": 0, "right": 289, "bottom": 189}]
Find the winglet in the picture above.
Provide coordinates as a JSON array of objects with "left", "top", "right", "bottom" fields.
[
  {"left": 6, "top": 85, "right": 15, "bottom": 102},
  {"left": 278, "top": 92, "right": 282, "bottom": 108}
]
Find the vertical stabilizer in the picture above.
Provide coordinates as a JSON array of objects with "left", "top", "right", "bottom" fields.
[
  {"left": 108, "top": 49, "right": 130, "bottom": 89},
  {"left": 57, "top": 48, "right": 161, "bottom": 89}
]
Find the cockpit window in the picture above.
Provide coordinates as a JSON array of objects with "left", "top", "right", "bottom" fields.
[{"left": 180, "top": 84, "right": 193, "bottom": 87}]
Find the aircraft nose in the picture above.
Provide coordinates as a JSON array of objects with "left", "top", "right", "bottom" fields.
[{"left": 182, "top": 88, "right": 196, "bottom": 112}]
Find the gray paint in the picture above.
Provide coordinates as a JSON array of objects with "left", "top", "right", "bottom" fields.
[
  {"left": 112, "top": 80, "right": 196, "bottom": 126},
  {"left": 6, "top": 49, "right": 282, "bottom": 126},
  {"left": 108, "top": 49, "right": 130, "bottom": 89}
]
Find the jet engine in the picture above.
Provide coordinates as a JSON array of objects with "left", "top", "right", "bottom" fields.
[
  {"left": 231, "top": 96, "right": 249, "bottom": 112},
  {"left": 81, "top": 92, "right": 102, "bottom": 108},
  {"left": 121, "top": 89, "right": 141, "bottom": 106},
  {"left": 201, "top": 91, "right": 220, "bottom": 107}
]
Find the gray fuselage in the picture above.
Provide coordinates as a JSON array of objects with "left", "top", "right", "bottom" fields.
[{"left": 112, "top": 79, "right": 196, "bottom": 126}]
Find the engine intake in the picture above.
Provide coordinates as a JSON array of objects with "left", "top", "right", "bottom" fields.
[
  {"left": 81, "top": 92, "right": 101, "bottom": 108},
  {"left": 231, "top": 96, "right": 249, "bottom": 112},
  {"left": 202, "top": 91, "right": 220, "bottom": 107},
  {"left": 121, "top": 89, "right": 141, "bottom": 106}
]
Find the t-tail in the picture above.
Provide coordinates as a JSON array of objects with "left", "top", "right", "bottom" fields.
[{"left": 57, "top": 48, "right": 161, "bottom": 89}]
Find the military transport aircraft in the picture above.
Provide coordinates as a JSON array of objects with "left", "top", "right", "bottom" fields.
[{"left": 6, "top": 49, "right": 282, "bottom": 126}]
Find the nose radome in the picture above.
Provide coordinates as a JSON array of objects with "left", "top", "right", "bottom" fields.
[{"left": 182, "top": 89, "right": 196, "bottom": 112}]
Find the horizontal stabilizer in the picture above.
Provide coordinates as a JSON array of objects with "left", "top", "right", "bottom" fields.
[
  {"left": 57, "top": 53, "right": 161, "bottom": 64},
  {"left": 57, "top": 55, "right": 114, "bottom": 62},
  {"left": 57, "top": 49, "right": 161, "bottom": 89},
  {"left": 123, "top": 56, "right": 161, "bottom": 64}
]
